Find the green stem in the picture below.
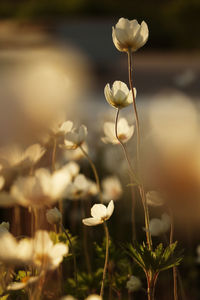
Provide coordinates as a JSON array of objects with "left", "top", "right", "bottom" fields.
[
  {"left": 79, "top": 145, "right": 103, "bottom": 203},
  {"left": 127, "top": 48, "right": 152, "bottom": 250},
  {"left": 100, "top": 222, "right": 109, "bottom": 298},
  {"left": 169, "top": 209, "right": 178, "bottom": 300},
  {"left": 62, "top": 225, "right": 78, "bottom": 288},
  {"left": 115, "top": 108, "right": 137, "bottom": 241}
]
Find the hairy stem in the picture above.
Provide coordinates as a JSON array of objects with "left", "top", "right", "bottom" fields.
[
  {"left": 79, "top": 145, "right": 103, "bottom": 203},
  {"left": 127, "top": 48, "right": 152, "bottom": 250},
  {"left": 169, "top": 209, "right": 178, "bottom": 300},
  {"left": 100, "top": 222, "right": 109, "bottom": 298}
]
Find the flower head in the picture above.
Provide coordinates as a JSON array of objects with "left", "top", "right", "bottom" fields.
[
  {"left": 102, "top": 118, "right": 134, "bottom": 144},
  {"left": 149, "top": 213, "right": 171, "bottom": 236},
  {"left": 51, "top": 120, "right": 73, "bottom": 137},
  {"left": 82, "top": 200, "right": 114, "bottom": 226},
  {"left": 126, "top": 275, "right": 142, "bottom": 292},
  {"left": 104, "top": 81, "right": 136, "bottom": 109},
  {"left": 46, "top": 207, "right": 62, "bottom": 225},
  {"left": 0, "top": 221, "right": 9, "bottom": 233},
  {"left": 146, "top": 191, "right": 165, "bottom": 207},
  {"left": 102, "top": 176, "right": 122, "bottom": 202},
  {"left": 112, "top": 18, "right": 149, "bottom": 52},
  {"left": 61, "top": 125, "right": 88, "bottom": 150},
  {"left": 85, "top": 295, "right": 102, "bottom": 300}
]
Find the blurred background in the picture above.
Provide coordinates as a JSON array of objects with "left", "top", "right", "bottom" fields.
[{"left": 0, "top": 1, "right": 200, "bottom": 299}]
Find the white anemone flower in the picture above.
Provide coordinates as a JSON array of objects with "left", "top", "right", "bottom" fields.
[
  {"left": 60, "top": 296, "right": 77, "bottom": 300},
  {"left": 85, "top": 295, "right": 102, "bottom": 300},
  {"left": 10, "top": 167, "right": 71, "bottom": 208},
  {"left": 102, "top": 118, "right": 134, "bottom": 144},
  {"left": 51, "top": 120, "right": 73, "bottom": 136},
  {"left": 102, "top": 176, "right": 122, "bottom": 202},
  {"left": 146, "top": 191, "right": 165, "bottom": 207},
  {"left": 7, "top": 275, "right": 40, "bottom": 291},
  {"left": 65, "top": 174, "right": 91, "bottom": 200},
  {"left": 104, "top": 81, "right": 136, "bottom": 109},
  {"left": 0, "top": 143, "right": 45, "bottom": 169},
  {"left": 126, "top": 275, "right": 142, "bottom": 292},
  {"left": 63, "top": 143, "right": 88, "bottom": 161},
  {"left": 0, "top": 232, "right": 34, "bottom": 265},
  {"left": 82, "top": 200, "right": 114, "bottom": 226},
  {"left": 33, "top": 230, "right": 68, "bottom": 270},
  {"left": 149, "top": 213, "right": 171, "bottom": 236},
  {"left": 0, "top": 176, "right": 5, "bottom": 190},
  {"left": 61, "top": 125, "right": 87, "bottom": 150},
  {"left": 46, "top": 207, "right": 62, "bottom": 225},
  {"left": 112, "top": 18, "right": 149, "bottom": 53}
]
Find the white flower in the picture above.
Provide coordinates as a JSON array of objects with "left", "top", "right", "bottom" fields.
[
  {"left": 61, "top": 125, "right": 87, "bottom": 150},
  {"left": 104, "top": 81, "right": 136, "bottom": 109},
  {"left": 33, "top": 230, "right": 68, "bottom": 270},
  {"left": 7, "top": 276, "right": 40, "bottom": 291},
  {"left": 11, "top": 167, "right": 71, "bottom": 208},
  {"left": 0, "top": 232, "right": 34, "bottom": 265},
  {"left": 126, "top": 275, "right": 142, "bottom": 292},
  {"left": 51, "top": 120, "right": 73, "bottom": 136},
  {"left": 0, "top": 176, "right": 5, "bottom": 190},
  {"left": 0, "top": 221, "right": 9, "bottom": 233},
  {"left": 0, "top": 192, "right": 17, "bottom": 207},
  {"left": 149, "top": 213, "right": 171, "bottom": 236},
  {"left": 112, "top": 18, "right": 149, "bottom": 52},
  {"left": 102, "top": 176, "right": 122, "bottom": 202},
  {"left": 63, "top": 143, "right": 88, "bottom": 161},
  {"left": 66, "top": 174, "right": 91, "bottom": 200},
  {"left": 146, "top": 191, "right": 165, "bottom": 207},
  {"left": 46, "top": 207, "right": 62, "bottom": 225},
  {"left": 62, "top": 161, "right": 80, "bottom": 179},
  {"left": 102, "top": 118, "right": 134, "bottom": 144},
  {"left": 0, "top": 143, "right": 45, "bottom": 169},
  {"left": 60, "top": 296, "right": 77, "bottom": 300},
  {"left": 82, "top": 200, "right": 114, "bottom": 226},
  {"left": 85, "top": 295, "right": 102, "bottom": 300}
]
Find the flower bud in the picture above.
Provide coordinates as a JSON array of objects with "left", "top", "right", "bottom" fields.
[{"left": 46, "top": 207, "right": 62, "bottom": 225}]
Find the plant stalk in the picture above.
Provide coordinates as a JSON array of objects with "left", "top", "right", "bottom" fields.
[{"left": 100, "top": 222, "right": 109, "bottom": 298}]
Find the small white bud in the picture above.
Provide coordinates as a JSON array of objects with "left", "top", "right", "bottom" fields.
[{"left": 46, "top": 207, "right": 62, "bottom": 225}]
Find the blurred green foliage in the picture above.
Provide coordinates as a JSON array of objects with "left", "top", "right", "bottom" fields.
[{"left": 0, "top": 0, "right": 199, "bottom": 49}]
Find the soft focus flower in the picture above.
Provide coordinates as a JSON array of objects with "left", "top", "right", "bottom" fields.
[
  {"left": 33, "top": 230, "right": 68, "bottom": 270},
  {"left": 63, "top": 161, "right": 80, "bottom": 179},
  {"left": 46, "top": 207, "right": 62, "bottom": 225},
  {"left": 0, "top": 143, "right": 45, "bottom": 169},
  {"left": 112, "top": 18, "right": 149, "bottom": 52},
  {"left": 0, "top": 192, "right": 17, "bottom": 207},
  {"left": 102, "top": 118, "right": 134, "bottom": 144},
  {"left": 60, "top": 296, "right": 77, "bottom": 300},
  {"left": 0, "top": 232, "right": 34, "bottom": 265},
  {"left": 66, "top": 174, "right": 91, "bottom": 200},
  {"left": 126, "top": 275, "right": 142, "bottom": 292},
  {"left": 146, "top": 191, "right": 165, "bottom": 207},
  {"left": 11, "top": 167, "right": 71, "bottom": 208},
  {"left": 104, "top": 81, "right": 136, "bottom": 109},
  {"left": 82, "top": 200, "right": 114, "bottom": 226},
  {"left": 0, "top": 221, "right": 9, "bottom": 233},
  {"left": 85, "top": 295, "right": 102, "bottom": 300},
  {"left": 149, "top": 213, "right": 171, "bottom": 236},
  {"left": 102, "top": 176, "right": 122, "bottom": 202},
  {"left": 0, "top": 176, "right": 5, "bottom": 190},
  {"left": 61, "top": 125, "right": 87, "bottom": 150},
  {"left": 63, "top": 143, "right": 88, "bottom": 161},
  {"left": 51, "top": 120, "right": 73, "bottom": 136},
  {"left": 7, "top": 276, "right": 40, "bottom": 291}
]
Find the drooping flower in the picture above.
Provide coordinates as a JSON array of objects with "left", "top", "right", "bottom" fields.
[
  {"left": 82, "top": 200, "right": 114, "bottom": 226},
  {"left": 149, "top": 213, "right": 171, "bottom": 236},
  {"left": 146, "top": 191, "right": 165, "bottom": 207},
  {"left": 10, "top": 167, "right": 71, "bottom": 208},
  {"left": 46, "top": 207, "right": 62, "bottom": 225},
  {"left": 112, "top": 18, "right": 149, "bottom": 53},
  {"left": 61, "top": 125, "right": 87, "bottom": 150},
  {"left": 126, "top": 275, "right": 142, "bottom": 292},
  {"left": 33, "top": 230, "right": 68, "bottom": 271},
  {"left": 102, "top": 118, "right": 134, "bottom": 144},
  {"left": 102, "top": 176, "right": 122, "bottom": 202},
  {"left": 104, "top": 81, "right": 136, "bottom": 109},
  {"left": 0, "top": 221, "right": 9, "bottom": 233}
]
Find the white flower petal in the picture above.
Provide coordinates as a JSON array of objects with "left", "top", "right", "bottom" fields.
[
  {"left": 91, "top": 204, "right": 107, "bottom": 219},
  {"left": 106, "top": 200, "right": 114, "bottom": 219},
  {"left": 82, "top": 217, "right": 102, "bottom": 226}
]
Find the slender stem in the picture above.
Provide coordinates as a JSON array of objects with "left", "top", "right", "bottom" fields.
[
  {"left": 79, "top": 145, "right": 103, "bottom": 203},
  {"left": 127, "top": 49, "right": 140, "bottom": 167},
  {"left": 115, "top": 108, "right": 137, "bottom": 241},
  {"left": 169, "top": 209, "right": 178, "bottom": 300},
  {"left": 127, "top": 48, "right": 152, "bottom": 250},
  {"left": 100, "top": 222, "right": 109, "bottom": 298},
  {"left": 62, "top": 225, "right": 78, "bottom": 287},
  {"left": 52, "top": 137, "right": 57, "bottom": 172}
]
